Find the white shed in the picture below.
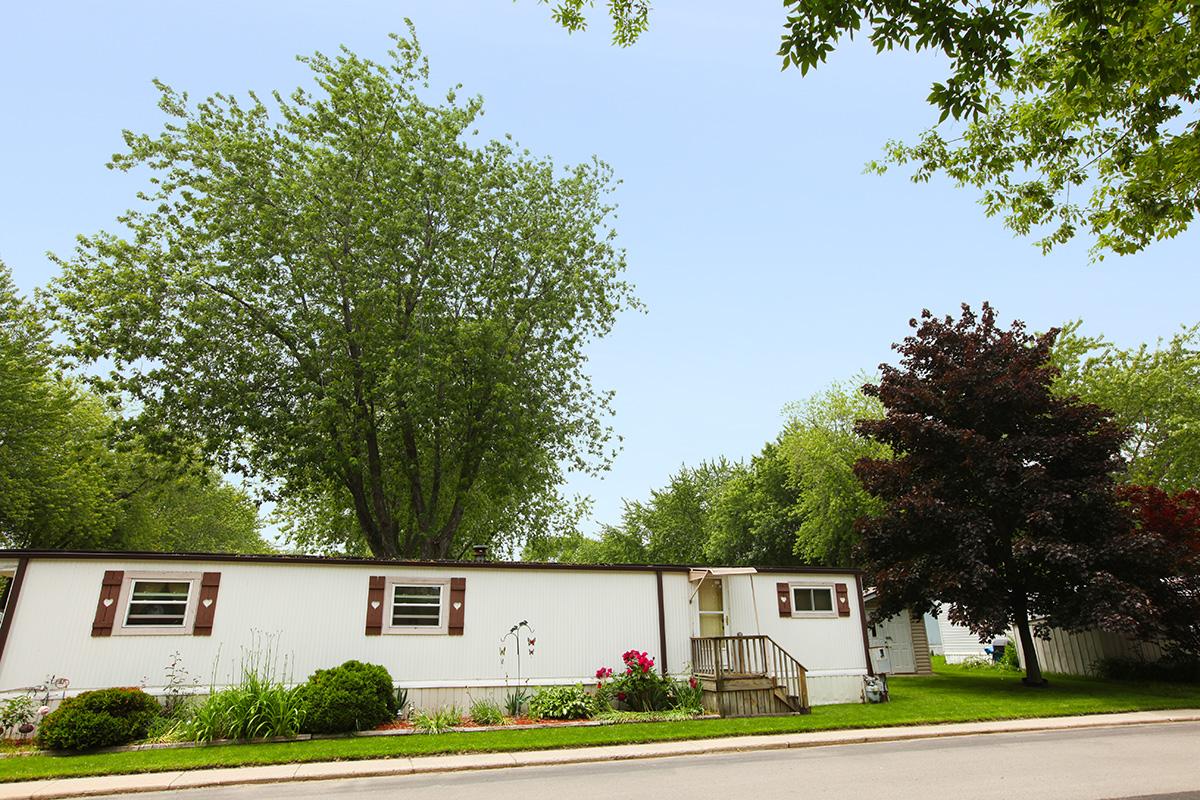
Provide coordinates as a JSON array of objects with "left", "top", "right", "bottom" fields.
[{"left": 0, "top": 552, "right": 874, "bottom": 714}]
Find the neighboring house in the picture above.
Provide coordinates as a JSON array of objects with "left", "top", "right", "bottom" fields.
[
  {"left": 0, "top": 551, "right": 876, "bottom": 714},
  {"left": 932, "top": 606, "right": 992, "bottom": 664},
  {"left": 861, "top": 591, "right": 933, "bottom": 676}
]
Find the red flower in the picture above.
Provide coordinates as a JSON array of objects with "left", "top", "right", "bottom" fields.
[
  {"left": 688, "top": 676, "right": 698, "bottom": 689},
  {"left": 616, "top": 692, "right": 626, "bottom": 701}
]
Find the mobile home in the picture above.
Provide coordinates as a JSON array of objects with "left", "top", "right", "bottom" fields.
[{"left": 0, "top": 551, "right": 874, "bottom": 715}]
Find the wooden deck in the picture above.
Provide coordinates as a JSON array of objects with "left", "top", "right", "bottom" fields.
[{"left": 691, "top": 635, "right": 810, "bottom": 717}]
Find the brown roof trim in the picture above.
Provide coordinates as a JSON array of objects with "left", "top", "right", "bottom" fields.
[{"left": 0, "top": 549, "right": 859, "bottom": 576}]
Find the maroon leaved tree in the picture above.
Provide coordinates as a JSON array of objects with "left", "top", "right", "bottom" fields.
[
  {"left": 853, "top": 304, "right": 1141, "bottom": 685},
  {"left": 1118, "top": 485, "right": 1200, "bottom": 660}
]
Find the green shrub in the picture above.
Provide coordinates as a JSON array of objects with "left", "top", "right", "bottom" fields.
[
  {"left": 999, "top": 643, "right": 1020, "bottom": 671},
  {"left": 411, "top": 706, "right": 462, "bottom": 734},
  {"left": 298, "top": 660, "right": 398, "bottom": 734},
  {"left": 528, "top": 684, "right": 596, "bottom": 720},
  {"left": 469, "top": 697, "right": 504, "bottom": 726},
  {"left": 36, "top": 688, "right": 161, "bottom": 751}
]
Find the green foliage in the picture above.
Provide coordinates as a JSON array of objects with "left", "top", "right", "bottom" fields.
[
  {"left": 502, "top": 689, "right": 529, "bottom": 718},
  {"left": 999, "top": 643, "right": 1020, "bottom": 672},
  {"left": 49, "top": 28, "right": 635, "bottom": 560},
  {"left": 781, "top": 377, "right": 888, "bottom": 567},
  {"left": 527, "top": 685, "right": 596, "bottom": 720},
  {"left": 1055, "top": 321, "right": 1200, "bottom": 492},
  {"left": 0, "top": 260, "right": 267, "bottom": 554},
  {"left": 549, "top": 2, "right": 1200, "bottom": 257},
  {"left": 468, "top": 698, "right": 505, "bottom": 726},
  {"left": 704, "top": 442, "right": 804, "bottom": 566},
  {"left": 185, "top": 638, "right": 304, "bottom": 742},
  {"left": 526, "top": 457, "right": 796, "bottom": 566},
  {"left": 411, "top": 706, "right": 462, "bottom": 734},
  {"left": 298, "top": 661, "right": 398, "bottom": 734},
  {"left": 35, "top": 688, "right": 161, "bottom": 751},
  {"left": 541, "top": 0, "right": 650, "bottom": 46},
  {"left": 0, "top": 696, "right": 36, "bottom": 737}
]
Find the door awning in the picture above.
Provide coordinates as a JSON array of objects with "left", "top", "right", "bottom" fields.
[{"left": 688, "top": 567, "right": 758, "bottom": 582}]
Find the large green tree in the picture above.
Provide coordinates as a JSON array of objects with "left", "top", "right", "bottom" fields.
[
  {"left": 546, "top": 1, "right": 1200, "bottom": 257},
  {"left": 0, "top": 262, "right": 265, "bottom": 553},
  {"left": 856, "top": 304, "right": 1144, "bottom": 685},
  {"left": 704, "top": 441, "right": 804, "bottom": 566},
  {"left": 1054, "top": 321, "right": 1200, "bottom": 491},
  {"left": 780, "top": 377, "right": 887, "bottom": 567},
  {"left": 51, "top": 30, "right": 634, "bottom": 560}
]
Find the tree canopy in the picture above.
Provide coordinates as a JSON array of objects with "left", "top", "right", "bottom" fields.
[
  {"left": 1055, "top": 322, "right": 1200, "bottom": 492},
  {"left": 50, "top": 29, "right": 635, "bottom": 560},
  {"left": 855, "top": 304, "right": 1140, "bottom": 684},
  {"left": 781, "top": 378, "right": 887, "bottom": 567},
  {"left": 0, "top": 262, "right": 266, "bottom": 553},
  {"left": 546, "top": 1, "right": 1200, "bottom": 257}
]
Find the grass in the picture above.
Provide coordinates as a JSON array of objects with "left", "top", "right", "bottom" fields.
[{"left": 1, "top": 661, "right": 1196, "bottom": 783}]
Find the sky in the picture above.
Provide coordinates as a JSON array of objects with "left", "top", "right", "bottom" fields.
[{"left": 2, "top": 1, "right": 1197, "bottom": 537}]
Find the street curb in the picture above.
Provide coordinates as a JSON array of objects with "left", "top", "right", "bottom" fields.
[{"left": 3, "top": 710, "right": 1198, "bottom": 799}]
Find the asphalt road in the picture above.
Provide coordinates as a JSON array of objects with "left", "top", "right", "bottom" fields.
[{"left": 93, "top": 722, "right": 1200, "bottom": 800}]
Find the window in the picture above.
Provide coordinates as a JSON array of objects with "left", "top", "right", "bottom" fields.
[
  {"left": 125, "top": 580, "right": 191, "bottom": 627},
  {"left": 114, "top": 573, "right": 201, "bottom": 634},
  {"left": 385, "top": 579, "right": 449, "bottom": 633},
  {"left": 791, "top": 585, "right": 836, "bottom": 618}
]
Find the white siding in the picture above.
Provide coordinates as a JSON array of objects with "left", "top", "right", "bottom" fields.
[
  {"left": 0, "top": 559, "right": 667, "bottom": 695},
  {"left": 0, "top": 558, "right": 869, "bottom": 710},
  {"left": 935, "top": 607, "right": 989, "bottom": 663},
  {"left": 720, "top": 572, "right": 870, "bottom": 678}
]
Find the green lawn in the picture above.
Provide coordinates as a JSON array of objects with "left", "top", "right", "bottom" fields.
[{"left": 2, "top": 662, "right": 1196, "bottom": 783}]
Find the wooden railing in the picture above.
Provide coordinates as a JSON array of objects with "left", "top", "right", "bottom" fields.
[{"left": 691, "top": 635, "right": 809, "bottom": 709}]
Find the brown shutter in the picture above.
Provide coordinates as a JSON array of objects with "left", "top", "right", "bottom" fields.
[
  {"left": 365, "top": 576, "right": 385, "bottom": 635},
  {"left": 192, "top": 572, "right": 221, "bottom": 636},
  {"left": 91, "top": 570, "right": 124, "bottom": 637},
  {"left": 776, "top": 582, "right": 792, "bottom": 617},
  {"left": 448, "top": 577, "right": 466, "bottom": 636},
  {"left": 835, "top": 582, "right": 851, "bottom": 617}
]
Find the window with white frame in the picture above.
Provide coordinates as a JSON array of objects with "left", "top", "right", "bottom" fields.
[
  {"left": 118, "top": 575, "right": 199, "bottom": 632},
  {"left": 386, "top": 580, "right": 448, "bottom": 633},
  {"left": 791, "top": 584, "right": 836, "bottom": 617}
]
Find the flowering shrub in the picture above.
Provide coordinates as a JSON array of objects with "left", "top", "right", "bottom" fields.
[{"left": 594, "top": 650, "right": 700, "bottom": 713}]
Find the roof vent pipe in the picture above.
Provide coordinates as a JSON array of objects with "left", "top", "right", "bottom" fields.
[{"left": 472, "top": 545, "right": 489, "bottom": 562}]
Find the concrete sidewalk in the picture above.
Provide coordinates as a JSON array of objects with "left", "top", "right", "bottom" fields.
[{"left": 2, "top": 709, "right": 1198, "bottom": 800}]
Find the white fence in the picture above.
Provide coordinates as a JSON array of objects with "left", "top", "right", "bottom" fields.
[{"left": 1016, "top": 627, "right": 1164, "bottom": 677}]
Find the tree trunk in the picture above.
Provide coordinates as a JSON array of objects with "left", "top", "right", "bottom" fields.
[{"left": 1013, "top": 597, "right": 1046, "bottom": 686}]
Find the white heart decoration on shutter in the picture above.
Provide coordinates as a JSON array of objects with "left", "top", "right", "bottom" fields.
[
  {"left": 453, "top": 602, "right": 462, "bottom": 610},
  {"left": 102, "top": 598, "right": 114, "bottom": 607},
  {"left": 202, "top": 598, "right": 213, "bottom": 608},
  {"left": 779, "top": 596, "right": 787, "bottom": 605},
  {"left": 371, "top": 601, "right": 381, "bottom": 609}
]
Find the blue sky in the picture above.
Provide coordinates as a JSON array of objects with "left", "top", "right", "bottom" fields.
[{"left": 3, "top": 1, "right": 1197, "bottom": 535}]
